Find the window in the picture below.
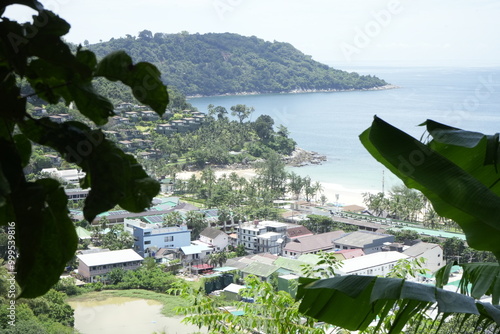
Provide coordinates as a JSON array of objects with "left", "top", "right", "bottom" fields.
[
  {"left": 164, "top": 236, "right": 174, "bottom": 242},
  {"left": 145, "top": 241, "right": 151, "bottom": 244},
  {"left": 145, "top": 232, "right": 151, "bottom": 235}
]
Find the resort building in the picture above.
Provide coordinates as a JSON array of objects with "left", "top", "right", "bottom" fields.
[{"left": 77, "top": 249, "right": 143, "bottom": 283}]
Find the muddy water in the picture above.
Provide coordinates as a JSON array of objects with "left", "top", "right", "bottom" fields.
[{"left": 68, "top": 296, "right": 205, "bottom": 334}]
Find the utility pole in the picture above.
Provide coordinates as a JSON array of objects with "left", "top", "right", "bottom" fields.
[{"left": 382, "top": 170, "right": 385, "bottom": 194}]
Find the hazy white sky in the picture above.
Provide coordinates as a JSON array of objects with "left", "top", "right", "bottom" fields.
[{"left": 5, "top": 0, "right": 500, "bottom": 66}]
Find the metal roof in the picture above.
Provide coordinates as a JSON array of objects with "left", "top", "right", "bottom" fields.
[
  {"left": 241, "top": 262, "right": 279, "bottom": 278},
  {"left": 77, "top": 249, "right": 143, "bottom": 267}
]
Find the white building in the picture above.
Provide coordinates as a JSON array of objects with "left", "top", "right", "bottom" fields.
[
  {"left": 335, "top": 251, "right": 409, "bottom": 276},
  {"left": 41, "top": 168, "right": 85, "bottom": 185},
  {"left": 237, "top": 220, "right": 288, "bottom": 254},
  {"left": 179, "top": 244, "right": 214, "bottom": 265},
  {"left": 77, "top": 249, "right": 143, "bottom": 283},
  {"left": 403, "top": 242, "right": 444, "bottom": 273},
  {"left": 198, "top": 227, "right": 228, "bottom": 251}
]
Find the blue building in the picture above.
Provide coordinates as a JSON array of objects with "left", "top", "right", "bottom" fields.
[{"left": 125, "top": 219, "right": 191, "bottom": 257}]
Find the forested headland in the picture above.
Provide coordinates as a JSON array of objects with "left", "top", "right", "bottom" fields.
[{"left": 87, "top": 31, "right": 389, "bottom": 96}]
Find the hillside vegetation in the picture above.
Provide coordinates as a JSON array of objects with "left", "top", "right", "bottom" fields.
[{"left": 88, "top": 31, "right": 388, "bottom": 96}]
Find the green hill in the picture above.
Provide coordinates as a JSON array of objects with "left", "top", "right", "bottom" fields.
[{"left": 88, "top": 31, "right": 388, "bottom": 96}]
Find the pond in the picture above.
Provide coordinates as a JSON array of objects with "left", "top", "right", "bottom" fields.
[{"left": 68, "top": 296, "right": 206, "bottom": 334}]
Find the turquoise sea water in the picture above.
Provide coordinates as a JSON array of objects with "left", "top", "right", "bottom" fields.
[{"left": 188, "top": 67, "right": 500, "bottom": 194}]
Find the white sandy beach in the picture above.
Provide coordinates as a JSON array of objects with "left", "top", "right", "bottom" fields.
[{"left": 176, "top": 168, "right": 367, "bottom": 207}]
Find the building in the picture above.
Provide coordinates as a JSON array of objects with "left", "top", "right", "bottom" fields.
[
  {"left": 240, "top": 261, "right": 280, "bottom": 282},
  {"left": 403, "top": 242, "right": 444, "bottom": 273},
  {"left": 332, "top": 231, "right": 395, "bottom": 254},
  {"left": 41, "top": 168, "right": 85, "bottom": 185},
  {"left": 335, "top": 251, "right": 409, "bottom": 276},
  {"left": 198, "top": 227, "right": 229, "bottom": 251},
  {"left": 179, "top": 244, "right": 214, "bottom": 265},
  {"left": 77, "top": 249, "right": 143, "bottom": 283},
  {"left": 126, "top": 219, "right": 191, "bottom": 257},
  {"left": 65, "top": 188, "right": 89, "bottom": 201},
  {"left": 283, "top": 230, "right": 345, "bottom": 257},
  {"left": 236, "top": 220, "right": 288, "bottom": 254}
]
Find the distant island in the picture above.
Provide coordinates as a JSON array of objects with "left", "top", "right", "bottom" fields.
[{"left": 87, "top": 31, "right": 389, "bottom": 97}]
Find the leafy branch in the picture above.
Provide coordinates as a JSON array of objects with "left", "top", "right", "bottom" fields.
[{"left": 0, "top": 1, "right": 168, "bottom": 297}]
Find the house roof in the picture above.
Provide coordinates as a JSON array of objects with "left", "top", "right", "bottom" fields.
[
  {"left": 77, "top": 249, "right": 143, "bottom": 267},
  {"left": 336, "top": 251, "right": 408, "bottom": 274},
  {"left": 403, "top": 242, "right": 441, "bottom": 257},
  {"left": 223, "top": 283, "right": 246, "bottom": 294},
  {"left": 241, "top": 262, "right": 280, "bottom": 278},
  {"left": 332, "top": 231, "right": 393, "bottom": 248},
  {"left": 180, "top": 244, "right": 212, "bottom": 255},
  {"left": 341, "top": 205, "right": 366, "bottom": 212},
  {"left": 286, "top": 225, "right": 313, "bottom": 238},
  {"left": 200, "top": 227, "right": 227, "bottom": 239},
  {"left": 335, "top": 248, "right": 365, "bottom": 259},
  {"left": 273, "top": 257, "right": 308, "bottom": 274},
  {"left": 75, "top": 227, "right": 91, "bottom": 239},
  {"left": 284, "top": 230, "right": 345, "bottom": 254}
]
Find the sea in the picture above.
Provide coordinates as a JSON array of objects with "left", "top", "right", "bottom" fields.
[{"left": 188, "top": 66, "right": 500, "bottom": 201}]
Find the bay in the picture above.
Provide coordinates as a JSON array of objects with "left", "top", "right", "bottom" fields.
[{"left": 188, "top": 67, "right": 500, "bottom": 204}]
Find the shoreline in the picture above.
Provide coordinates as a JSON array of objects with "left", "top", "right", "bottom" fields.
[
  {"left": 186, "top": 84, "right": 399, "bottom": 99},
  {"left": 176, "top": 166, "right": 367, "bottom": 208}
]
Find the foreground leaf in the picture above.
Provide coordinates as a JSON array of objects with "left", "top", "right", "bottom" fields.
[
  {"left": 359, "top": 116, "right": 500, "bottom": 259},
  {"left": 19, "top": 118, "right": 160, "bottom": 222},
  {"left": 14, "top": 179, "right": 78, "bottom": 298},
  {"left": 95, "top": 51, "right": 168, "bottom": 116},
  {"left": 297, "top": 275, "right": 500, "bottom": 333}
]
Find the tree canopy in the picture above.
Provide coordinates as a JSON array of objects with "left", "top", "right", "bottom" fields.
[{"left": 88, "top": 32, "right": 388, "bottom": 96}]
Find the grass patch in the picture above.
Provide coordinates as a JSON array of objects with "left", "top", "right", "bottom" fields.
[{"left": 67, "top": 289, "right": 191, "bottom": 317}]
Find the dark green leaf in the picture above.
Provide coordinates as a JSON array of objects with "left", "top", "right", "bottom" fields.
[
  {"left": 13, "top": 134, "right": 31, "bottom": 168},
  {"left": 13, "top": 179, "right": 78, "bottom": 298},
  {"left": 359, "top": 116, "right": 500, "bottom": 259},
  {"left": 1, "top": 1, "right": 43, "bottom": 15},
  {"left": 26, "top": 10, "right": 70, "bottom": 37},
  {"left": 298, "top": 275, "right": 500, "bottom": 333},
  {"left": 95, "top": 51, "right": 168, "bottom": 115},
  {"left": 19, "top": 118, "right": 160, "bottom": 222}
]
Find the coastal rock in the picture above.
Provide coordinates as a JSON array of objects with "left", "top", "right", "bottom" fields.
[{"left": 284, "top": 147, "right": 327, "bottom": 167}]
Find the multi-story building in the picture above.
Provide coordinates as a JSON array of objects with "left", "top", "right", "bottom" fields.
[
  {"left": 236, "top": 220, "right": 288, "bottom": 254},
  {"left": 125, "top": 219, "right": 191, "bottom": 257},
  {"left": 77, "top": 249, "right": 143, "bottom": 283}
]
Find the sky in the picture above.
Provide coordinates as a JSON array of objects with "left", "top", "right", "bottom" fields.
[{"left": 5, "top": 0, "right": 500, "bottom": 67}]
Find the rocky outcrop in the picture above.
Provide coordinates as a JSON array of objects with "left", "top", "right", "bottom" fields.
[{"left": 284, "top": 147, "right": 327, "bottom": 167}]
